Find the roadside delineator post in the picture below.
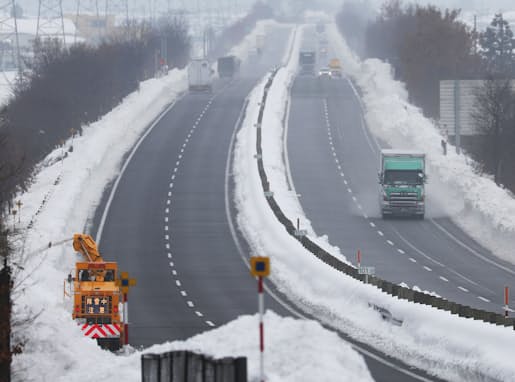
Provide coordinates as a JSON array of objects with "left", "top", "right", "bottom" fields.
[
  {"left": 357, "top": 249, "right": 361, "bottom": 268},
  {"left": 250, "top": 256, "right": 270, "bottom": 382},
  {"left": 117, "top": 271, "right": 136, "bottom": 346},
  {"left": 505, "top": 286, "right": 509, "bottom": 318}
]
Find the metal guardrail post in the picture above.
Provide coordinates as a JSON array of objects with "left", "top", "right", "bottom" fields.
[
  {"left": 160, "top": 352, "right": 172, "bottom": 382},
  {"left": 141, "top": 353, "right": 160, "bottom": 382},
  {"left": 172, "top": 351, "right": 188, "bottom": 382},
  {"left": 186, "top": 352, "right": 203, "bottom": 382}
]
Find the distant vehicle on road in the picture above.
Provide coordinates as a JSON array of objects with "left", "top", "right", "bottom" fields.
[
  {"left": 318, "top": 67, "right": 332, "bottom": 78},
  {"left": 328, "top": 58, "right": 342, "bottom": 78},
  {"left": 299, "top": 51, "right": 316, "bottom": 75},
  {"left": 188, "top": 59, "right": 213, "bottom": 92},
  {"left": 379, "top": 149, "right": 426, "bottom": 219},
  {"left": 217, "top": 55, "right": 240, "bottom": 78}
]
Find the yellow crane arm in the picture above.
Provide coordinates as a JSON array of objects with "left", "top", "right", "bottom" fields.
[{"left": 73, "top": 233, "right": 104, "bottom": 263}]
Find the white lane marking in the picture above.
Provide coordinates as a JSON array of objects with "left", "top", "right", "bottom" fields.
[
  {"left": 176, "top": 280, "right": 181, "bottom": 287},
  {"left": 391, "top": 227, "right": 444, "bottom": 267},
  {"left": 369, "top": 222, "right": 375, "bottom": 228},
  {"left": 169, "top": 261, "right": 174, "bottom": 267},
  {"left": 409, "top": 257, "right": 416, "bottom": 263},
  {"left": 352, "top": 196, "right": 357, "bottom": 202},
  {"left": 358, "top": 204, "right": 363, "bottom": 210},
  {"left": 165, "top": 243, "right": 170, "bottom": 249},
  {"left": 347, "top": 188, "right": 352, "bottom": 193},
  {"left": 180, "top": 148, "right": 184, "bottom": 153},
  {"left": 178, "top": 154, "right": 182, "bottom": 159},
  {"left": 171, "top": 174, "right": 175, "bottom": 180},
  {"left": 167, "top": 253, "right": 172, "bottom": 258},
  {"left": 187, "top": 301, "right": 194, "bottom": 308},
  {"left": 458, "top": 286, "right": 469, "bottom": 293},
  {"left": 343, "top": 180, "right": 348, "bottom": 185},
  {"left": 377, "top": 230, "right": 384, "bottom": 237},
  {"left": 165, "top": 208, "right": 169, "bottom": 214},
  {"left": 176, "top": 161, "right": 180, "bottom": 166},
  {"left": 172, "top": 270, "right": 177, "bottom": 276},
  {"left": 169, "top": 183, "right": 173, "bottom": 188},
  {"left": 164, "top": 226, "right": 169, "bottom": 231},
  {"left": 164, "top": 234, "right": 169, "bottom": 240},
  {"left": 180, "top": 290, "right": 187, "bottom": 297},
  {"left": 195, "top": 311, "right": 203, "bottom": 317},
  {"left": 478, "top": 296, "right": 490, "bottom": 303},
  {"left": 95, "top": 96, "right": 183, "bottom": 244},
  {"left": 430, "top": 218, "right": 515, "bottom": 276},
  {"left": 423, "top": 266, "right": 432, "bottom": 272},
  {"left": 165, "top": 217, "right": 168, "bottom": 222},
  {"left": 206, "top": 321, "right": 215, "bottom": 327},
  {"left": 166, "top": 199, "right": 171, "bottom": 205},
  {"left": 168, "top": 191, "right": 172, "bottom": 197},
  {"left": 393, "top": 226, "right": 485, "bottom": 290},
  {"left": 174, "top": 167, "right": 178, "bottom": 173},
  {"left": 363, "top": 213, "right": 369, "bottom": 219},
  {"left": 386, "top": 240, "right": 394, "bottom": 246},
  {"left": 439, "top": 276, "right": 449, "bottom": 282}
]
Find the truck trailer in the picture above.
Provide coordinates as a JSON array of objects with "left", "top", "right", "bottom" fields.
[
  {"left": 217, "top": 55, "right": 240, "bottom": 78},
  {"left": 188, "top": 59, "right": 212, "bottom": 91},
  {"left": 298, "top": 51, "right": 316, "bottom": 75},
  {"left": 379, "top": 149, "right": 426, "bottom": 218}
]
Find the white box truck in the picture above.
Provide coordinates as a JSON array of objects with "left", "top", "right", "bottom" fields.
[{"left": 188, "top": 59, "right": 212, "bottom": 91}]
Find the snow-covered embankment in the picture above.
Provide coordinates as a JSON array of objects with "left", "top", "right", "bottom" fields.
[{"left": 232, "top": 23, "right": 515, "bottom": 381}]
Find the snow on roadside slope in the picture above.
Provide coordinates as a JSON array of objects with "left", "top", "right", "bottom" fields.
[
  {"left": 10, "top": 21, "right": 372, "bottom": 382},
  {"left": 232, "top": 24, "right": 515, "bottom": 381},
  {"left": 326, "top": 22, "right": 515, "bottom": 263},
  {"left": 25, "top": 312, "right": 373, "bottom": 382}
]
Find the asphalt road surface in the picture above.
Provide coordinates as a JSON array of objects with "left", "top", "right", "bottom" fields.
[
  {"left": 287, "top": 74, "right": 515, "bottom": 314},
  {"left": 95, "top": 25, "right": 447, "bottom": 382}
]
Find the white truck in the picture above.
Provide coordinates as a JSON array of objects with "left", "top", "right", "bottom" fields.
[{"left": 188, "top": 59, "right": 212, "bottom": 92}]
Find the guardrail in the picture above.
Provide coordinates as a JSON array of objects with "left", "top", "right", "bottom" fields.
[
  {"left": 141, "top": 351, "right": 247, "bottom": 382},
  {"left": 255, "top": 69, "right": 515, "bottom": 330}
]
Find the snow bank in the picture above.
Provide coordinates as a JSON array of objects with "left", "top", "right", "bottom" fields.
[
  {"left": 27, "top": 312, "right": 372, "bottom": 382},
  {"left": 232, "top": 24, "right": 515, "bottom": 381},
  {"left": 326, "top": 23, "right": 515, "bottom": 263},
  {"left": 10, "top": 20, "right": 370, "bottom": 382}
]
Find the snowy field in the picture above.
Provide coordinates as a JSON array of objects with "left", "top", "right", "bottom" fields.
[
  {"left": 10, "top": 21, "right": 372, "bottom": 382},
  {"left": 232, "top": 22, "right": 515, "bottom": 381}
]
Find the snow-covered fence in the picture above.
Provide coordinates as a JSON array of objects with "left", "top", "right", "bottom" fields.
[
  {"left": 141, "top": 350, "right": 247, "bottom": 382},
  {"left": 253, "top": 68, "right": 515, "bottom": 332}
]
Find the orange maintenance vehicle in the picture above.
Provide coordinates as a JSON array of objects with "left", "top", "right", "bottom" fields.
[{"left": 65, "top": 234, "right": 129, "bottom": 351}]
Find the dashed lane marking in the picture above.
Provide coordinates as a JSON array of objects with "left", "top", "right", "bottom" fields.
[
  {"left": 458, "top": 286, "right": 469, "bottom": 293},
  {"left": 478, "top": 296, "right": 490, "bottom": 302},
  {"left": 439, "top": 276, "right": 449, "bottom": 282},
  {"left": 423, "top": 266, "right": 432, "bottom": 272}
]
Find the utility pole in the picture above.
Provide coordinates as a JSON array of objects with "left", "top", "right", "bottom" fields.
[
  {"left": 0, "top": 0, "right": 22, "bottom": 79},
  {"left": 37, "top": 0, "right": 66, "bottom": 45}
]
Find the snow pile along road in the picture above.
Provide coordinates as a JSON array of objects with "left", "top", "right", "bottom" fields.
[
  {"left": 232, "top": 23, "right": 515, "bottom": 381},
  {"left": 326, "top": 23, "right": 515, "bottom": 264},
  {"left": 10, "top": 21, "right": 372, "bottom": 382}
]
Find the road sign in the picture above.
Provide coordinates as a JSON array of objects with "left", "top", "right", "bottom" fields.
[
  {"left": 117, "top": 271, "right": 136, "bottom": 294},
  {"left": 358, "top": 266, "right": 375, "bottom": 275},
  {"left": 250, "top": 257, "right": 270, "bottom": 277}
]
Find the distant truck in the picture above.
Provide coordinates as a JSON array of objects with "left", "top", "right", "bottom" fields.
[
  {"left": 188, "top": 59, "right": 212, "bottom": 91},
  {"left": 217, "top": 55, "right": 240, "bottom": 78},
  {"left": 379, "top": 150, "right": 426, "bottom": 219},
  {"left": 329, "top": 58, "right": 342, "bottom": 78},
  {"left": 298, "top": 51, "right": 316, "bottom": 75}
]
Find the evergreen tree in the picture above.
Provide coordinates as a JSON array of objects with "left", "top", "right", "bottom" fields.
[{"left": 480, "top": 13, "right": 515, "bottom": 76}]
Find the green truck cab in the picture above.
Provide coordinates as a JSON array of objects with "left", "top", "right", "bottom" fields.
[{"left": 379, "top": 149, "right": 426, "bottom": 219}]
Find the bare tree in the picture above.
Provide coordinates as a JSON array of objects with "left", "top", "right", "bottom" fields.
[{"left": 472, "top": 78, "right": 515, "bottom": 185}]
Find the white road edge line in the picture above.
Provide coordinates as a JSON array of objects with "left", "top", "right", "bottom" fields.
[{"left": 96, "top": 95, "right": 184, "bottom": 244}]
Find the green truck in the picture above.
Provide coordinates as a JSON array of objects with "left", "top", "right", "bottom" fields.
[{"left": 379, "top": 149, "right": 426, "bottom": 219}]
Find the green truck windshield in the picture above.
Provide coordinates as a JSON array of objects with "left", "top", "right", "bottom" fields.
[{"left": 384, "top": 170, "right": 423, "bottom": 185}]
